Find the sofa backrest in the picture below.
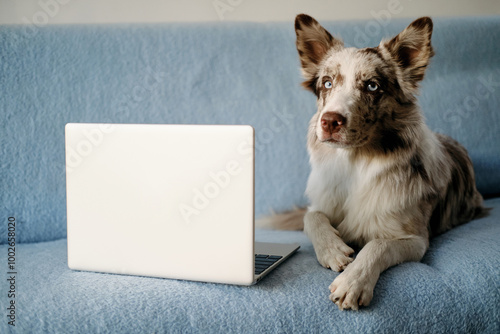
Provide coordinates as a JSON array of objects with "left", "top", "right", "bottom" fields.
[{"left": 1, "top": 16, "right": 499, "bottom": 243}]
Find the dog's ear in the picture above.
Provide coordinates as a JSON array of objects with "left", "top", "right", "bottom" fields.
[
  {"left": 295, "top": 14, "right": 343, "bottom": 93},
  {"left": 382, "top": 17, "right": 434, "bottom": 89}
]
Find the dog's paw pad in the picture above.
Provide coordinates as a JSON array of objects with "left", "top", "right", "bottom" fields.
[{"left": 329, "top": 270, "right": 374, "bottom": 310}]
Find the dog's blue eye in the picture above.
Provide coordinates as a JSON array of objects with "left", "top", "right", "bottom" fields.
[
  {"left": 324, "top": 81, "right": 333, "bottom": 89},
  {"left": 367, "top": 82, "right": 379, "bottom": 92}
]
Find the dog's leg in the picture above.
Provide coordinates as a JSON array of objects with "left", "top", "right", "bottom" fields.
[
  {"left": 304, "top": 211, "right": 354, "bottom": 271},
  {"left": 329, "top": 236, "right": 428, "bottom": 310}
]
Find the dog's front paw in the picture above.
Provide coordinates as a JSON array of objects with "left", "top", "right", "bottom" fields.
[
  {"left": 328, "top": 266, "right": 375, "bottom": 310},
  {"left": 315, "top": 243, "right": 354, "bottom": 272}
]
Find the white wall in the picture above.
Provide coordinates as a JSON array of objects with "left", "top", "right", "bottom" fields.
[{"left": 1, "top": 0, "right": 499, "bottom": 25}]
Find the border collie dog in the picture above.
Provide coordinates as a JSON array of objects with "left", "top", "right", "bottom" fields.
[{"left": 261, "top": 14, "right": 487, "bottom": 310}]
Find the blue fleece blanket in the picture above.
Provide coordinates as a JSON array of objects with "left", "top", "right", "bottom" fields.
[{"left": 0, "top": 16, "right": 499, "bottom": 333}]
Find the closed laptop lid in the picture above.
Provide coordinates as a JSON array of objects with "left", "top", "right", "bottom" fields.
[{"left": 65, "top": 123, "right": 255, "bottom": 285}]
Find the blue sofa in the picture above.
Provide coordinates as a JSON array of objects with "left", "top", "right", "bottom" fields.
[{"left": 1, "top": 16, "right": 499, "bottom": 333}]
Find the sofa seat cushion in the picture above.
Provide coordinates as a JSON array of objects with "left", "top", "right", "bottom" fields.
[{"left": 2, "top": 197, "right": 499, "bottom": 333}]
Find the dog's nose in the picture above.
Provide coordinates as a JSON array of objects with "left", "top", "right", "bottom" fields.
[{"left": 321, "top": 112, "right": 346, "bottom": 134}]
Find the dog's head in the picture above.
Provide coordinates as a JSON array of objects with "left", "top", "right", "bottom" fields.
[{"left": 296, "top": 14, "right": 434, "bottom": 152}]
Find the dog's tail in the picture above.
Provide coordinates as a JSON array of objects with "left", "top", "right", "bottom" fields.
[{"left": 256, "top": 207, "right": 306, "bottom": 230}]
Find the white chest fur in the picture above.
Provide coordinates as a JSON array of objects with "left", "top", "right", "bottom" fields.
[{"left": 305, "top": 148, "right": 404, "bottom": 245}]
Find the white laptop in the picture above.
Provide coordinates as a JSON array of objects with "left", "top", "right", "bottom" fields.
[{"left": 65, "top": 123, "right": 299, "bottom": 285}]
